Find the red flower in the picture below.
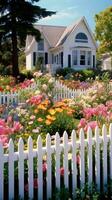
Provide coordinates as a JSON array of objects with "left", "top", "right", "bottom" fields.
[{"left": 60, "top": 167, "right": 64, "bottom": 176}]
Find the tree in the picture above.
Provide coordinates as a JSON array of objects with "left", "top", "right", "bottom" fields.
[
  {"left": 95, "top": 6, "right": 112, "bottom": 67},
  {"left": 0, "top": 0, "right": 55, "bottom": 77}
]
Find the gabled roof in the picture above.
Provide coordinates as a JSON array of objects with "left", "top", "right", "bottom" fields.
[
  {"left": 56, "top": 17, "right": 97, "bottom": 48},
  {"left": 34, "top": 24, "right": 66, "bottom": 47},
  {"left": 56, "top": 18, "right": 80, "bottom": 46}
]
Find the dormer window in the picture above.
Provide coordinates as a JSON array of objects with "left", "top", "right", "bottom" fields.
[
  {"left": 75, "top": 32, "right": 88, "bottom": 43},
  {"left": 38, "top": 39, "right": 44, "bottom": 51}
]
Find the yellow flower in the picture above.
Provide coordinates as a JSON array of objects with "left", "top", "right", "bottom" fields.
[
  {"left": 55, "top": 108, "right": 63, "bottom": 113},
  {"left": 48, "top": 109, "right": 56, "bottom": 115},
  {"left": 45, "top": 119, "right": 52, "bottom": 125},
  {"left": 37, "top": 117, "right": 43, "bottom": 122}
]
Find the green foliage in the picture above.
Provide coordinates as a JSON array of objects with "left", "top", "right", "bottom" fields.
[
  {"left": 56, "top": 67, "right": 75, "bottom": 77},
  {"left": 95, "top": 6, "right": 112, "bottom": 55},
  {"left": 0, "top": 0, "right": 55, "bottom": 77}
]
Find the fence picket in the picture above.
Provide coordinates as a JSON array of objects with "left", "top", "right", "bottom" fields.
[
  {"left": 87, "top": 127, "right": 93, "bottom": 189},
  {"left": 9, "top": 139, "right": 14, "bottom": 199},
  {"left": 0, "top": 142, "right": 4, "bottom": 200},
  {"left": 95, "top": 126, "right": 100, "bottom": 190},
  {"left": 55, "top": 132, "right": 60, "bottom": 190},
  {"left": 28, "top": 137, "right": 34, "bottom": 199},
  {"left": 110, "top": 124, "right": 112, "bottom": 180},
  {"left": 37, "top": 135, "right": 43, "bottom": 200},
  {"left": 46, "top": 134, "right": 52, "bottom": 200},
  {"left": 80, "top": 128, "right": 85, "bottom": 188},
  {"left": 63, "top": 131, "right": 69, "bottom": 188},
  {"left": 71, "top": 130, "right": 77, "bottom": 198},
  {"left": 102, "top": 125, "right": 108, "bottom": 191},
  {"left": 18, "top": 138, "right": 24, "bottom": 199}
]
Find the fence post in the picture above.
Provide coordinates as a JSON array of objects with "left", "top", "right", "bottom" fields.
[
  {"left": 9, "top": 139, "right": 14, "bottom": 199},
  {"left": 71, "top": 130, "right": 77, "bottom": 198},
  {"left": 102, "top": 125, "right": 107, "bottom": 191},
  {"left": 46, "top": 134, "right": 52, "bottom": 200},
  {"left": 80, "top": 128, "right": 85, "bottom": 188},
  {"left": 95, "top": 126, "right": 100, "bottom": 190},
  {"left": 0, "top": 142, "right": 4, "bottom": 200},
  {"left": 37, "top": 135, "right": 43, "bottom": 200},
  {"left": 28, "top": 136, "right": 34, "bottom": 199},
  {"left": 18, "top": 138, "right": 24, "bottom": 199},
  {"left": 87, "top": 127, "right": 93, "bottom": 191},
  {"left": 55, "top": 132, "right": 61, "bottom": 190},
  {"left": 63, "top": 131, "right": 69, "bottom": 188},
  {"left": 110, "top": 124, "right": 112, "bottom": 181}
]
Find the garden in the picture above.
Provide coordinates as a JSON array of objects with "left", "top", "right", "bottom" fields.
[{"left": 0, "top": 70, "right": 112, "bottom": 199}]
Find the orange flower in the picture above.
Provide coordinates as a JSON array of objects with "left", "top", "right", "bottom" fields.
[
  {"left": 46, "top": 115, "right": 56, "bottom": 121},
  {"left": 38, "top": 104, "right": 46, "bottom": 110},
  {"left": 34, "top": 109, "right": 38, "bottom": 114},
  {"left": 48, "top": 109, "right": 56, "bottom": 115},
  {"left": 45, "top": 119, "right": 52, "bottom": 125},
  {"left": 37, "top": 117, "right": 43, "bottom": 122}
]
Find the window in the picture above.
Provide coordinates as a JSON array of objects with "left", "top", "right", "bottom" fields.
[
  {"left": 80, "top": 51, "right": 85, "bottom": 65},
  {"left": 33, "top": 52, "right": 36, "bottom": 66},
  {"left": 87, "top": 51, "right": 91, "bottom": 65},
  {"left": 52, "top": 54, "right": 54, "bottom": 64},
  {"left": 75, "top": 33, "right": 88, "bottom": 43},
  {"left": 38, "top": 39, "right": 44, "bottom": 51},
  {"left": 72, "top": 50, "right": 77, "bottom": 65}
]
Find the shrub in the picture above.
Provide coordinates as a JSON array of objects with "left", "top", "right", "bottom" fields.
[{"left": 56, "top": 67, "right": 74, "bottom": 77}]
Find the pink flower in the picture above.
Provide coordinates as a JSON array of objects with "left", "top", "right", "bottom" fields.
[
  {"left": 0, "top": 126, "right": 8, "bottom": 135},
  {"left": 60, "top": 167, "right": 64, "bottom": 176},
  {"left": 0, "top": 135, "right": 8, "bottom": 147},
  {"left": 78, "top": 118, "right": 87, "bottom": 128},
  {"left": 25, "top": 178, "right": 38, "bottom": 192},
  {"left": 77, "top": 155, "right": 80, "bottom": 165},
  {"left": 0, "top": 119, "right": 5, "bottom": 127},
  {"left": 7, "top": 116, "right": 13, "bottom": 125},
  {"left": 12, "top": 122, "right": 23, "bottom": 133},
  {"left": 86, "top": 121, "right": 98, "bottom": 131},
  {"left": 43, "top": 162, "right": 47, "bottom": 173}
]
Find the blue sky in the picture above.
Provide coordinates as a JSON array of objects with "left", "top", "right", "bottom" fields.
[{"left": 38, "top": 0, "right": 112, "bottom": 31}]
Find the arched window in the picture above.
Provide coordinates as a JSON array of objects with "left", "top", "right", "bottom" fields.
[{"left": 75, "top": 32, "right": 88, "bottom": 43}]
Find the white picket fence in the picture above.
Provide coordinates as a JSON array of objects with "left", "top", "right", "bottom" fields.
[
  {"left": 0, "top": 124, "right": 112, "bottom": 199},
  {"left": 53, "top": 80, "right": 87, "bottom": 101},
  {"left": 0, "top": 82, "right": 37, "bottom": 105}
]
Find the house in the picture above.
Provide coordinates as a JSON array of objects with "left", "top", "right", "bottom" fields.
[
  {"left": 101, "top": 53, "right": 112, "bottom": 70},
  {"left": 25, "top": 17, "right": 97, "bottom": 74}
]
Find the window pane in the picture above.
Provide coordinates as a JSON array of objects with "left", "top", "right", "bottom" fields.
[
  {"left": 38, "top": 40, "right": 44, "bottom": 51},
  {"left": 75, "top": 32, "right": 88, "bottom": 43},
  {"left": 72, "top": 50, "right": 77, "bottom": 65},
  {"left": 87, "top": 51, "right": 91, "bottom": 65},
  {"left": 80, "top": 51, "right": 85, "bottom": 65}
]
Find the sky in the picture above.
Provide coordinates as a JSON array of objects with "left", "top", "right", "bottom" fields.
[{"left": 38, "top": 0, "right": 112, "bottom": 31}]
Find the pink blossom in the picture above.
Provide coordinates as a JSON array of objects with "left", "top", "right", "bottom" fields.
[
  {"left": 78, "top": 118, "right": 87, "bottom": 128},
  {"left": 0, "top": 135, "right": 8, "bottom": 147},
  {"left": 12, "top": 122, "right": 23, "bottom": 133},
  {"left": 86, "top": 121, "right": 98, "bottom": 131},
  {"left": 43, "top": 162, "right": 47, "bottom": 173},
  {"left": 27, "top": 95, "right": 43, "bottom": 105},
  {"left": 77, "top": 155, "right": 80, "bottom": 165},
  {"left": 60, "top": 167, "right": 64, "bottom": 176},
  {"left": 0, "top": 119, "right": 5, "bottom": 127}
]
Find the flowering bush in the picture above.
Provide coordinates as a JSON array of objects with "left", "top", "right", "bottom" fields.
[{"left": 0, "top": 117, "right": 22, "bottom": 147}]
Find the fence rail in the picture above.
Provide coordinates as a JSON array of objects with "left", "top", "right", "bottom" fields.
[{"left": 0, "top": 124, "right": 112, "bottom": 199}]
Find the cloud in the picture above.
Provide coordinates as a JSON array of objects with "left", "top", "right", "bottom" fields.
[{"left": 39, "top": 7, "right": 79, "bottom": 23}]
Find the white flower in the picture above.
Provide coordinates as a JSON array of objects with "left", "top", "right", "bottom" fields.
[{"left": 42, "top": 84, "right": 47, "bottom": 91}]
